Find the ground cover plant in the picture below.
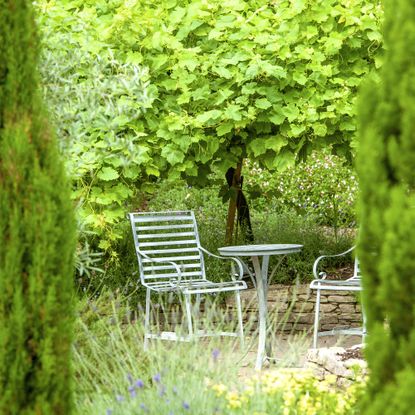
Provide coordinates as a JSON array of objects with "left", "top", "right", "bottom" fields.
[
  {"left": 80, "top": 183, "right": 355, "bottom": 297},
  {"left": 146, "top": 179, "right": 355, "bottom": 282}
]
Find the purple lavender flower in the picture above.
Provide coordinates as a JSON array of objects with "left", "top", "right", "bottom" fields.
[
  {"left": 116, "top": 394, "right": 124, "bottom": 402},
  {"left": 106, "top": 409, "right": 113, "bottom": 415},
  {"left": 182, "top": 401, "right": 190, "bottom": 410},
  {"left": 159, "top": 385, "right": 166, "bottom": 397},
  {"left": 172, "top": 386, "right": 178, "bottom": 395},
  {"left": 140, "top": 403, "right": 149, "bottom": 412},
  {"left": 128, "top": 386, "right": 137, "bottom": 398},
  {"left": 212, "top": 348, "right": 220, "bottom": 362},
  {"left": 135, "top": 379, "right": 144, "bottom": 389},
  {"left": 153, "top": 373, "right": 161, "bottom": 383},
  {"left": 127, "top": 373, "right": 133, "bottom": 384}
]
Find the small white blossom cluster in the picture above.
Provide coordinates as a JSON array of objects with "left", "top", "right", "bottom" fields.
[{"left": 245, "top": 152, "right": 357, "bottom": 227}]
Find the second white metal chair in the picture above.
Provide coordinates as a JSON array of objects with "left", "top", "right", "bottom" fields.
[
  {"left": 309, "top": 246, "right": 365, "bottom": 348},
  {"left": 129, "top": 210, "right": 247, "bottom": 349}
]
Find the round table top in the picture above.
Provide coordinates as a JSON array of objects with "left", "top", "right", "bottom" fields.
[{"left": 218, "top": 244, "right": 303, "bottom": 257}]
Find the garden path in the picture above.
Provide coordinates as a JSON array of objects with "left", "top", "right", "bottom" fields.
[{"left": 236, "top": 334, "right": 362, "bottom": 379}]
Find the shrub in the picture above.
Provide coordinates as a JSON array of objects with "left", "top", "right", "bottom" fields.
[
  {"left": 251, "top": 210, "right": 354, "bottom": 283},
  {"left": 0, "top": 1, "right": 76, "bottom": 413},
  {"left": 79, "top": 178, "right": 355, "bottom": 296},
  {"left": 36, "top": 1, "right": 152, "bottom": 252},
  {"left": 358, "top": 0, "right": 415, "bottom": 413},
  {"left": 73, "top": 294, "right": 240, "bottom": 415},
  {"left": 245, "top": 151, "right": 358, "bottom": 229},
  {"left": 210, "top": 370, "right": 364, "bottom": 415}
]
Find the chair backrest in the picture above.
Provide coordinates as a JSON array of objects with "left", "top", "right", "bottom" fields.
[{"left": 129, "top": 211, "right": 206, "bottom": 285}]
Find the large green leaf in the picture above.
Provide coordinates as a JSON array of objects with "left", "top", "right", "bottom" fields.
[
  {"left": 216, "top": 122, "right": 234, "bottom": 136},
  {"left": 255, "top": 98, "right": 272, "bottom": 110},
  {"left": 161, "top": 145, "right": 185, "bottom": 165},
  {"left": 196, "top": 110, "right": 223, "bottom": 123},
  {"left": 97, "top": 167, "right": 119, "bottom": 181}
]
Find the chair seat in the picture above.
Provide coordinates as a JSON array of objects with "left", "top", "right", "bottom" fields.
[
  {"left": 310, "top": 278, "right": 362, "bottom": 291},
  {"left": 145, "top": 279, "right": 247, "bottom": 294}
]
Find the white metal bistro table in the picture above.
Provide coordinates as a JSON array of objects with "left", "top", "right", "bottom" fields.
[{"left": 218, "top": 244, "right": 303, "bottom": 370}]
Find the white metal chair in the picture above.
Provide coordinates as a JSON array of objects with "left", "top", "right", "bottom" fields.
[
  {"left": 129, "top": 210, "right": 247, "bottom": 348},
  {"left": 309, "top": 246, "right": 365, "bottom": 348}
]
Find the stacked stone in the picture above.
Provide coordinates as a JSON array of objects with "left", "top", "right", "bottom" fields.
[
  {"left": 142, "top": 283, "right": 363, "bottom": 334},
  {"left": 226, "top": 284, "right": 363, "bottom": 333},
  {"left": 307, "top": 345, "right": 367, "bottom": 387}
]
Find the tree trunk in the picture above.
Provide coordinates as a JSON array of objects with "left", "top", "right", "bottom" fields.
[{"left": 225, "top": 162, "right": 242, "bottom": 244}]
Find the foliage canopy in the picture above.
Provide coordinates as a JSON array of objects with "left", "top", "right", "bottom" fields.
[
  {"left": 106, "top": 0, "right": 382, "bottom": 177},
  {"left": 37, "top": 0, "right": 382, "bottom": 251}
]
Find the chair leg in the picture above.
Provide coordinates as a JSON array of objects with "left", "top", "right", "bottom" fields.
[
  {"left": 184, "top": 294, "right": 193, "bottom": 338},
  {"left": 195, "top": 293, "right": 201, "bottom": 310},
  {"left": 313, "top": 288, "right": 321, "bottom": 349},
  {"left": 194, "top": 293, "right": 201, "bottom": 332},
  {"left": 362, "top": 295, "right": 367, "bottom": 344},
  {"left": 144, "top": 287, "right": 151, "bottom": 351},
  {"left": 235, "top": 290, "right": 244, "bottom": 348}
]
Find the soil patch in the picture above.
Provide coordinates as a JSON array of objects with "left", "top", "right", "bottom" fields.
[{"left": 337, "top": 346, "right": 363, "bottom": 361}]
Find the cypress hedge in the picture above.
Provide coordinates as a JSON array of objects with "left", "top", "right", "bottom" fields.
[
  {"left": 0, "top": 1, "right": 76, "bottom": 414},
  {"left": 358, "top": 0, "right": 415, "bottom": 413}
]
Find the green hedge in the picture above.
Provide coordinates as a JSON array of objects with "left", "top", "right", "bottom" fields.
[
  {"left": 358, "top": 0, "right": 415, "bottom": 413},
  {"left": 0, "top": 1, "right": 76, "bottom": 413}
]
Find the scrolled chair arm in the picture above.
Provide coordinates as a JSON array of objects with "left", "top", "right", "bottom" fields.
[
  {"left": 312, "top": 245, "right": 356, "bottom": 280},
  {"left": 199, "top": 246, "right": 244, "bottom": 281}
]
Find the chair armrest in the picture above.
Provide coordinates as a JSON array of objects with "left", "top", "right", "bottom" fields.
[
  {"left": 199, "top": 246, "right": 244, "bottom": 281},
  {"left": 312, "top": 246, "right": 356, "bottom": 280},
  {"left": 137, "top": 249, "right": 183, "bottom": 287}
]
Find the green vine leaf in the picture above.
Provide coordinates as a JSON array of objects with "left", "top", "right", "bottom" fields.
[{"left": 97, "top": 167, "right": 120, "bottom": 181}]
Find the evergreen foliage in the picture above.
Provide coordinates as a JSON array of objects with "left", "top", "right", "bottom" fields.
[
  {"left": 358, "top": 0, "right": 415, "bottom": 413},
  {"left": 0, "top": 1, "right": 76, "bottom": 413}
]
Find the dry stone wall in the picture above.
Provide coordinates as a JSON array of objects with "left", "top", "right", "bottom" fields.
[{"left": 226, "top": 283, "right": 363, "bottom": 333}]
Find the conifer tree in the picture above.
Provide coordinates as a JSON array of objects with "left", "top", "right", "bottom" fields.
[
  {"left": 0, "top": 1, "right": 76, "bottom": 413},
  {"left": 358, "top": 0, "right": 415, "bottom": 413}
]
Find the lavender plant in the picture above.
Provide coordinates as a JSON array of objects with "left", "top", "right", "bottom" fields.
[{"left": 74, "top": 293, "right": 364, "bottom": 415}]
